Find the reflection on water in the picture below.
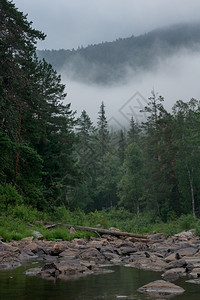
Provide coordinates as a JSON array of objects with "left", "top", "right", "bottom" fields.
[{"left": 0, "top": 264, "right": 200, "bottom": 300}]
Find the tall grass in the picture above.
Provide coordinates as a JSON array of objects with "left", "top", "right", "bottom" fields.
[{"left": 0, "top": 204, "right": 200, "bottom": 242}]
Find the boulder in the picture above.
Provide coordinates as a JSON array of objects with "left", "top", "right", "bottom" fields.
[
  {"left": 0, "top": 241, "right": 19, "bottom": 253},
  {"left": 55, "top": 260, "right": 87, "bottom": 276},
  {"left": 118, "top": 246, "right": 138, "bottom": 255},
  {"left": 177, "top": 247, "right": 198, "bottom": 257},
  {"left": 24, "top": 242, "right": 46, "bottom": 256},
  {"left": 189, "top": 267, "right": 200, "bottom": 278},
  {"left": 184, "top": 256, "right": 200, "bottom": 268},
  {"left": 69, "top": 227, "right": 76, "bottom": 235},
  {"left": 166, "top": 259, "right": 187, "bottom": 270},
  {"left": 59, "top": 248, "right": 80, "bottom": 259},
  {"left": 16, "top": 237, "right": 34, "bottom": 248},
  {"left": 161, "top": 268, "right": 186, "bottom": 281},
  {"left": 103, "top": 252, "right": 119, "bottom": 260},
  {"left": 186, "top": 279, "right": 200, "bottom": 284},
  {"left": 50, "top": 243, "right": 68, "bottom": 256},
  {"left": 138, "top": 280, "right": 185, "bottom": 297},
  {"left": 31, "top": 231, "right": 44, "bottom": 240},
  {"left": 25, "top": 267, "right": 41, "bottom": 277},
  {"left": 0, "top": 241, "right": 21, "bottom": 270},
  {"left": 79, "top": 247, "right": 104, "bottom": 262},
  {"left": 174, "top": 230, "right": 194, "bottom": 239},
  {"left": 127, "top": 257, "right": 167, "bottom": 272},
  {"left": 165, "top": 253, "right": 181, "bottom": 262},
  {"left": 99, "top": 246, "right": 115, "bottom": 254}
]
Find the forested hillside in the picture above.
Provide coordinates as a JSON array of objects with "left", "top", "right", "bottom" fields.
[
  {"left": 1, "top": 0, "right": 200, "bottom": 225},
  {"left": 37, "top": 22, "right": 200, "bottom": 84},
  {"left": 0, "top": 0, "right": 79, "bottom": 210}
]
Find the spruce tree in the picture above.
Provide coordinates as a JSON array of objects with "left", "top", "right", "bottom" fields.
[{"left": 97, "top": 101, "right": 109, "bottom": 157}]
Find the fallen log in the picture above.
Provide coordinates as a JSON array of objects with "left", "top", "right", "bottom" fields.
[{"left": 45, "top": 223, "right": 148, "bottom": 241}]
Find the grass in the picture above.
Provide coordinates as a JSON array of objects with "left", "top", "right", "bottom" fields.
[
  {"left": 0, "top": 217, "right": 97, "bottom": 242},
  {"left": 0, "top": 205, "right": 200, "bottom": 242}
]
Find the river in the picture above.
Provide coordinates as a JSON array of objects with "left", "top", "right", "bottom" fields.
[{"left": 0, "top": 264, "right": 200, "bottom": 299}]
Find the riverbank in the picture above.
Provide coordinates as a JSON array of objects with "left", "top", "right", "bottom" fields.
[
  {"left": 1, "top": 229, "right": 200, "bottom": 298},
  {"left": 1, "top": 206, "right": 200, "bottom": 242}
]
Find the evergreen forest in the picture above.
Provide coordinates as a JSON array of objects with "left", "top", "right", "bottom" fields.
[
  {"left": 37, "top": 22, "right": 200, "bottom": 85},
  {"left": 1, "top": 0, "right": 200, "bottom": 238}
]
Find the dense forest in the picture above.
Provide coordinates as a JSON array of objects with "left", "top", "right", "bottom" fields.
[
  {"left": 1, "top": 0, "right": 200, "bottom": 226},
  {"left": 37, "top": 22, "right": 200, "bottom": 84}
]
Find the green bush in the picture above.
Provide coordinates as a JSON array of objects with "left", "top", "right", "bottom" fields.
[
  {"left": 1, "top": 203, "right": 200, "bottom": 242},
  {"left": 9, "top": 204, "right": 47, "bottom": 223},
  {"left": 178, "top": 214, "right": 196, "bottom": 231},
  {"left": 0, "top": 184, "right": 22, "bottom": 211},
  {"left": 0, "top": 218, "right": 33, "bottom": 242}
]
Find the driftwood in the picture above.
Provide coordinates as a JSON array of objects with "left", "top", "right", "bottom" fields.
[{"left": 45, "top": 223, "right": 148, "bottom": 242}]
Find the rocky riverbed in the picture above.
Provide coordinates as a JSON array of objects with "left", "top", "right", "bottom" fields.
[{"left": 1, "top": 230, "right": 200, "bottom": 298}]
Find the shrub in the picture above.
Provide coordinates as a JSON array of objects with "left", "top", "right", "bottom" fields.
[
  {"left": 0, "top": 184, "right": 22, "bottom": 212},
  {"left": 9, "top": 204, "right": 47, "bottom": 223}
]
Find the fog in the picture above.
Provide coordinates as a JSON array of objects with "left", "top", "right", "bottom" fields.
[
  {"left": 13, "top": 0, "right": 200, "bottom": 50},
  {"left": 62, "top": 49, "right": 200, "bottom": 130}
]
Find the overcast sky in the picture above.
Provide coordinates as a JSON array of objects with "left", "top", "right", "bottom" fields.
[{"left": 13, "top": 0, "right": 200, "bottom": 50}]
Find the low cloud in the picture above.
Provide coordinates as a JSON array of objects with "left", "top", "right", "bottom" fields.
[
  {"left": 13, "top": 0, "right": 200, "bottom": 50},
  {"left": 63, "top": 49, "right": 200, "bottom": 129}
]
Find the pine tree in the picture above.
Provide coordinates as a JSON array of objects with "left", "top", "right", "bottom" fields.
[
  {"left": 117, "top": 143, "right": 145, "bottom": 214},
  {"left": 0, "top": 1, "right": 78, "bottom": 209},
  {"left": 76, "top": 110, "right": 96, "bottom": 170},
  {"left": 97, "top": 101, "right": 109, "bottom": 157},
  {"left": 127, "top": 117, "right": 140, "bottom": 145},
  {"left": 173, "top": 99, "right": 200, "bottom": 217},
  {"left": 142, "top": 91, "right": 180, "bottom": 220},
  {"left": 118, "top": 130, "right": 127, "bottom": 164}
]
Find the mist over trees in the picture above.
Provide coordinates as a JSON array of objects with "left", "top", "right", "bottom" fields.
[
  {"left": 1, "top": 0, "right": 200, "bottom": 223},
  {"left": 37, "top": 22, "right": 200, "bottom": 85},
  {"left": 69, "top": 94, "right": 200, "bottom": 221}
]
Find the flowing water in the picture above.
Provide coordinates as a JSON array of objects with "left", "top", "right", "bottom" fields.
[{"left": 0, "top": 264, "right": 200, "bottom": 299}]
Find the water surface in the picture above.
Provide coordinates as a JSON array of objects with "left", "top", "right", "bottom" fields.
[{"left": 0, "top": 264, "right": 200, "bottom": 299}]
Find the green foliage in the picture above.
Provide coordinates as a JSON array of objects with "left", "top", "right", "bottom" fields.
[
  {"left": 52, "top": 206, "right": 87, "bottom": 225},
  {"left": 2, "top": 0, "right": 200, "bottom": 231},
  {"left": 1, "top": 205, "right": 200, "bottom": 242},
  {"left": 0, "top": 1, "right": 78, "bottom": 210},
  {"left": 178, "top": 214, "right": 196, "bottom": 231},
  {"left": 40, "top": 226, "right": 97, "bottom": 241},
  {"left": 0, "top": 184, "right": 22, "bottom": 211},
  {"left": 118, "top": 143, "right": 145, "bottom": 214},
  {"left": 97, "top": 101, "right": 110, "bottom": 157},
  {"left": 9, "top": 204, "right": 47, "bottom": 223},
  {"left": 0, "top": 217, "right": 35, "bottom": 242}
]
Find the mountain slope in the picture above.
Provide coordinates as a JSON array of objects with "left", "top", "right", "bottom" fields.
[{"left": 37, "top": 23, "right": 200, "bottom": 85}]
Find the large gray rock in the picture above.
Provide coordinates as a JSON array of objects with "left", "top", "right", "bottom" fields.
[
  {"left": 138, "top": 280, "right": 185, "bottom": 297},
  {"left": 25, "top": 267, "right": 41, "bottom": 277},
  {"left": 189, "top": 267, "right": 200, "bottom": 278},
  {"left": 177, "top": 247, "right": 198, "bottom": 256},
  {"left": 0, "top": 241, "right": 21, "bottom": 270},
  {"left": 50, "top": 243, "right": 68, "bottom": 256},
  {"left": 126, "top": 257, "right": 167, "bottom": 272},
  {"left": 184, "top": 256, "right": 200, "bottom": 268},
  {"left": 103, "top": 252, "right": 119, "bottom": 260},
  {"left": 31, "top": 230, "right": 44, "bottom": 240},
  {"left": 166, "top": 259, "right": 187, "bottom": 270},
  {"left": 162, "top": 268, "right": 186, "bottom": 281},
  {"left": 186, "top": 279, "right": 200, "bottom": 284},
  {"left": 118, "top": 246, "right": 138, "bottom": 255},
  {"left": 79, "top": 247, "right": 104, "bottom": 262},
  {"left": 58, "top": 248, "right": 80, "bottom": 259}
]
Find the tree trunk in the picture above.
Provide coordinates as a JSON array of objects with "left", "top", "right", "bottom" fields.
[
  {"left": 14, "top": 102, "right": 22, "bottom": 182},
  {"left": 45, "top": 223, "right": 148, "bottom": 241},
  {"left": 187, "top": 166, "right": 195, "bottom": 218}
]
